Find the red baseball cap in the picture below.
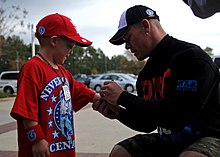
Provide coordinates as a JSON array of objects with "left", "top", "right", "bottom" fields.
[{"left": 35, "top": 13, "right": 92, "bottom": 47}]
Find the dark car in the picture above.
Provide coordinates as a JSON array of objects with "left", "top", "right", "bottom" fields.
[
  {"left": 74, "top": 74, "right": 99, "bottom": 88},
  {"left": 84, "top": 75, "right": 100, "bottom": 88}
]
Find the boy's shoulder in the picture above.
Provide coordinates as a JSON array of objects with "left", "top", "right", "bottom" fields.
[
  {"left": 21, "top": 56, "right": 43, "bottom": 69},
  {"left": 19, "top": 56, "right": 47, "bottom": 77}
]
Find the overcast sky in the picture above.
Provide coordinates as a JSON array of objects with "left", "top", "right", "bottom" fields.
[{"left": 3, "top": 0, "right": 220, "bottom": 57}]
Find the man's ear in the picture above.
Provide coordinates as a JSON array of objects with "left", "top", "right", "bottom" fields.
[{"left": 141, "top": 19, "right": 150, "bottom": 34}]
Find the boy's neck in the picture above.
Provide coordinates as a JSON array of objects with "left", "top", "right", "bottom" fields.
[{"left": 37, "top": 52, "right": 58, "bottom": 69}]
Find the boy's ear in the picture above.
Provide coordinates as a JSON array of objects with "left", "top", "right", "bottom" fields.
[{"left": 50, "top": 36, "right": 58, "bottom": 47}]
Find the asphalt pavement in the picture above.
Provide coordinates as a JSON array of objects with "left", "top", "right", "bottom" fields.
[{"left": 0, "top": 96, "right": 140, "bottom": 156}]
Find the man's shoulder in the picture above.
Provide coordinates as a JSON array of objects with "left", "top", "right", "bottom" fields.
[{"left": 169, "top": 37, "right": 205, "bottom": 57}]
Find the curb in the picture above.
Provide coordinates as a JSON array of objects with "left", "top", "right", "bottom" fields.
[{"left": 0, "top": 97, "right": 16, "bottom": 102}]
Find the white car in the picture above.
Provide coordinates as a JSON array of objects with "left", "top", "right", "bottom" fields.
[
  {"left": 0, "top": 71, "right": 19, "bottom": 94},
  {"left": 89, "top": 73, "right": 136, "bottom": 93}
]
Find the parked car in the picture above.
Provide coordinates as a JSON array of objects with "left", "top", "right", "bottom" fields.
[
  {"left": 212, "top": 55, "right": 220, "bottom": 69},
  {"left": 127, "top": 73, "right": 138, "bottom": 79},
  {"left": 84, "top": 74, "right": 100, "bottom": 88},
  {"left": 89, "top": 73, "right": 136, "bottom": 93},
  {"left": 74, "top": 74, "right": 99, "bottom": 87},
  {"left": 0, "top": 71, "right": 19, "bottom": 94},
  {"left": 74, "top": 74, "right": 88, "bottom": 85}
]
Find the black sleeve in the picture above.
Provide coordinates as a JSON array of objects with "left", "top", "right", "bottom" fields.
[
  {"left": 172, "top": 52, "right": 219, "bottom": 115},
  {"left": 117, "top": 106, "right": 157, "bottom": 133},
  {"left": 117, "top": 91, "right": 179, "bottom": 123}
]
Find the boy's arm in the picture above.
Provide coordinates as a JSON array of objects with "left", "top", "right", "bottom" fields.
[
  {"left": 91, "top": 93, "right": 101, "bottom": 103},
  {"left": 23, "top": 118, "right": 50, "bottom": 157},
  {"left": 23, "top": 118, "right": 38, "bottom": 128}
]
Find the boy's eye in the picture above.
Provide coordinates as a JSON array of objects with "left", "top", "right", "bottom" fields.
[{"left": 66, "top": 42, "right": 75, "bottom": 49}]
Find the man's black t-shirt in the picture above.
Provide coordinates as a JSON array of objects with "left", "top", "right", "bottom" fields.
[{"left": 117, "top": 35, "right": 220, "bottom": 140}]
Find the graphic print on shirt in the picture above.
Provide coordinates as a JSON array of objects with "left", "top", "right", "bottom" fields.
[
  {"left": 40, "top": 76, "right": 75, "bottom": 153},
  {"left": 141, "top": 69, "right": 171, "bottom": 100},
  {"left": 54, "top": 91, "right": 73, "bottom": 141},
  {"left": 141, "top": 69, "right": 173, "bottom": 135}
]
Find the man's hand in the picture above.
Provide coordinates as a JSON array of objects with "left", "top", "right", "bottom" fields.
[
  {"left": 99, "top": 81, "right": 124, "bottom": 105},
  {"left": 32, "top": 139, "right": 50, "bottom": 157},
  {"left": 92, "top": 99, "right": 120, "bottom": 119}
]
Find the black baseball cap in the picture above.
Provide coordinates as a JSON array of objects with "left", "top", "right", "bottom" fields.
[{"left": 109, "top": 5, "right": 159, "bottom": 45}]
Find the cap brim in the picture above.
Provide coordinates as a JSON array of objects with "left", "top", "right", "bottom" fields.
[
  {"left": 109, "top": 27, "right": 128, "bottom": 45},
  {"left": 66, "top": 35, "right": 92, "bottom": 47}
]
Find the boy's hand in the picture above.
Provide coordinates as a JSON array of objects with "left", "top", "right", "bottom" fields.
[
  {"left": 92, "top": 99, "right": 120, "bottom": 119},
  {"left": 32, "top": 139, "right": 50, "bottom": 157}
]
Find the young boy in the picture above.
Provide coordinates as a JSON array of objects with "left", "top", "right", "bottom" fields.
[{"left": 10, "top": 13, "right": 101, "bottom": 157}]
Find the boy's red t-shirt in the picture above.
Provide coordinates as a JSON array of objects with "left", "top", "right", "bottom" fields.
[{"left": 10, "top": 56, "right": 95, "bottom": 157}]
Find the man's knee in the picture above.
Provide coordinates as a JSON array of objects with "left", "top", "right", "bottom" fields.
[
  {"left": 109, "top": 145, "right": 132, "bottom": 157},
  {"left": 179, "top": 151, "right": 208, "bottom": 157}
]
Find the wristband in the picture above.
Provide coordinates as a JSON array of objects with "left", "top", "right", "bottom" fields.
[{"left": 25, "top": 124, "right": 45, "bottom": 145}]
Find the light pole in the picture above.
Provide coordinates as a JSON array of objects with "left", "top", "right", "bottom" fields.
[
  {"left": 104, "top": 55, "right": 107, "bottom": 73},
  {"left": 16, "top": 51, "right": 19, "bottom": 70},
  {"left": 31, "top": 24, "right": 35, "bottom": 57}
]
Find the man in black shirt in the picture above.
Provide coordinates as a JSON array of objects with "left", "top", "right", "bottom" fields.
[{"left": 93, "top": 5, "right": 220, "bottom": 157}]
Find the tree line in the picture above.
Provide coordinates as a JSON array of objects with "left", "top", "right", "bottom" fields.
[
  {"left": 0, "top": 34, "right": 214, "bottom": 76},
  {"left": 0, "top": 35, "right": 146, "bottom": 75}
]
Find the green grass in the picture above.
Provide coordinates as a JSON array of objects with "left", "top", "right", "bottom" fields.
[{"left": 0, "top": 92, "right": 16, "bottom": 98}]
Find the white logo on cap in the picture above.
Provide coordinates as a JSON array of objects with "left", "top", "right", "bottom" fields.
[
  {"left": 146, "top": 9, "right": 154, "bottom": 16},
  {"left": 81, "top": 39, "right": 87, "bottom": 43},
  {"left": 38, "top": 26, "right": 45, "bottom": 35}
]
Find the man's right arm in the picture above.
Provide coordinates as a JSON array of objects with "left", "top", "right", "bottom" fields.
[
  {"left": 92, "top": 100, "right": 157, "bottom": 133},
  {"left": 117, "top": 107, "right": 157, "bottom": 133}
]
